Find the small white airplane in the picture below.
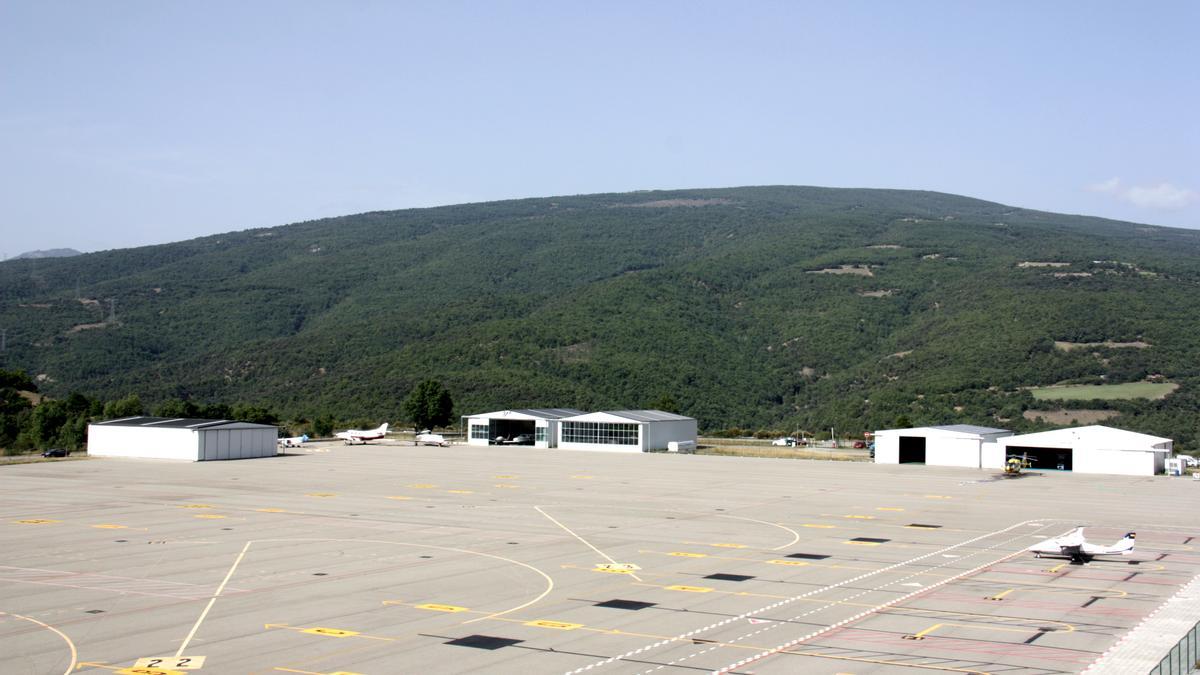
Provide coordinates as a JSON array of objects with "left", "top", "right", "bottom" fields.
[
  {"left": 278, "top": 434, "right": 309, "bottom": 447},
  {"left": 1028, "top": 527, "right": 1135, "bottom": 564},
  {"left": 415, "top": 432, "right": 448, "bottom": 447},
  {"left": 335, "top": 423, "right": 389, "bottom": 445}
]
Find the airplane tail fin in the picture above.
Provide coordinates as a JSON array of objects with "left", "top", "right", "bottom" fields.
[{"left": 378, "top": 423, "right": 389, "bottom": 434}]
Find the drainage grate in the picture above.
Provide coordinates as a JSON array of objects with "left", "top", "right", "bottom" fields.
[
  {"left": 786, "top": 553, "right": 830, "bottom": 560},
  {"left": 704, "top": 573, "right": 754, "bottom": 582},
  {"left": 595, "top": 599, "right": 656, "bottom": 610},
  {"left": 851, "top": 537, "right": 890, "bottom": 543},
  {"left": 445, "top": 635, "right": 523, "bottom": 650},
  {"left": 85, "top": 610, "right": 105, "bottom": 614},
  {"left": 907, "top": 523, "right": 941, "bottom": 529}
]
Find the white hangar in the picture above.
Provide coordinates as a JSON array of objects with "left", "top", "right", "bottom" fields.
[
  {"left": 873, "top": 425, "right": 1014, "bottom": 468},
  {"left": 557, "top": 410, "right": 697, "bottom": 453},
  {"left": 991, "top": 425, "right": 1172, "bottom": 476},
  {"left": 463, "top": 408, "right": 697, "bottom": 453},
  {"left": 464, "top": 408, "right": 585, "bottom": 448},
  {"left": 88, "top": 417, "right": 279, "bottom": 461}
]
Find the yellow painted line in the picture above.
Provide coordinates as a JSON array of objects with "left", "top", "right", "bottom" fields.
[
  {"left": 407, "top": 484, "right": 437, "bottom": 489},
  {"left": 986, "top": 588, "right": 1015, "bottom": 601},
  {"left": 665, "top": 585, "right": 713, "bottom": 593},
  {"left": 766, "top": 559, "right": 809, "bottom": 566},
  {"left": 570, "top": 475, "right": 594, "bottom": 479},
  {"left": 447, "top": 490, "right": 474, "bottom": 494},
  {"left": 305, "top": 493, "right": 337, "bottom": 497},
  {"left": 924, "top": 495, "right": 952, "bottom": 500},
  {"left": 525, "top": 619, "right": 583, "bottom": 630},
  {"left": 256, "top": 508, "right": 287, "bottom": 512},
  {"left": 194, "top": 514, "right": 226, "bottom": 519},
  {"left": 912, "top": 622, "right": 944, "bottom": 639},
  {"left": 494, "top": 474, "right": 518, "bottom": 479},
  {"left": 385, "top": 496, "right": 411, "bottom": 500},
  {"left": 877, "top": 507, "right": 904, "bottom": 511},
  {"left": 802, "top": 523, "right": 835, "bottom": 529},
  {"left": 116, "top": 668, "right": 184, "bottom": 675},
  {"left": 494, "top": 484, "right": 519, "bottom": 488},
  {"left": 593, "top": 567, "right": 633, "bottom": 574},
  {"left": 301, "top": 627, "right": 359, "bottom": 638},
  {"left": 1045, "top": 562, "right": 1068, "bottom": 573},
  {"left": 179, "top": 504, "right": 214, "bottom": 509},
  {"left": 416, "top": 603, "right": 469, "bottom": 612},
  {"left": 133, "top": 657, "right": 205, "bottom": 670},
  {"left": 844, "top": 515, "right": 875, "bottom": 519},
  {"left": 710, "top": 543, "right": 747, "bottom": 549},
  {"left": 93, "top": 524, "right": 128, "bottom": 529},
  {"left": 668, "top": 551, "right": 707, "bottom": 558},
  {"left": 844, "top": 540, "right": 881, "bottom": 546},
  {"left": 14, "top": 519, "right": 60, "bottom": 525}
]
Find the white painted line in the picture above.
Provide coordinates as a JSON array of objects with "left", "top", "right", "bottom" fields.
[
  {"left": 0, "top": 611, "right": 77, "bottom": 675},
  {"left": 536, "top": 505, "right": 643, "bottom": 582},
  {"left": 717, "top": 514, "right": 801, "bottom": 551},
  {"left": 175, "top": 540, "right": 251, "bottom": 657}
]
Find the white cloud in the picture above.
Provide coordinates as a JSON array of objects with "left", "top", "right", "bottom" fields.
[
  {"left": 1124, "top": 183, "right": 1197, "bottom": 210},
  {"left": 1086, "top": 178, "right": 1197, "bottom": 210}
]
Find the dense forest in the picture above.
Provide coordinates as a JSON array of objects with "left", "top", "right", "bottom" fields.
[{"left": 2, "top": 186, "right": 1199, "bottom": 449}]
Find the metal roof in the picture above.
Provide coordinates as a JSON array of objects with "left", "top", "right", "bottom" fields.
[
  {"left": 92, "top": 416, "right": 275, "bottom": 430},
  {"left": 589, "top": 410, "right": 695, "bottom": 423},
  {"left": 464, "top": 408, "right": 586, "bottom": 421}
]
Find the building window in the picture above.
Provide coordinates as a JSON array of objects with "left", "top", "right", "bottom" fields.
[
  {"left": 470, "top": 424, "right": 489, "bottom": 440},
  {"left": 562, "top": 422, "right": 639, "bottom": 446},
  {"left": 535, "top": 426, "right": 547, "bottom": 443}
]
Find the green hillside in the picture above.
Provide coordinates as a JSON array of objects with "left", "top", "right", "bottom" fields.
[{"left": 3, "top": 186, "right": 1200, "bottom": 446}]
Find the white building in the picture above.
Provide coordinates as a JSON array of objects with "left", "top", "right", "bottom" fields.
[
  {"left": 558, "top": 410, "right": 697, "bottom": 453},
  {"left": 463, "top": 409, "right": 585, "bottom": 448},
  {"left": 88, "top": 417, "right": 278, "bottom": 461},
  {"left": 992, "top": 425, "right": 1171, "bottom": 476},
  {"left": 874, "top": 425, "right": 1013, "bottom": 468}
]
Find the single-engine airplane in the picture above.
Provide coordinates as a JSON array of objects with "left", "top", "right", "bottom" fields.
[
  {"left": 278, "top": 434, "right": 309, "bottom": 448},
  {"left": 1028, "top": 527, "right": 1135, "bottom": 564},
  {"left": 336, "top": 423, "right": 389, "bottom": 445}
]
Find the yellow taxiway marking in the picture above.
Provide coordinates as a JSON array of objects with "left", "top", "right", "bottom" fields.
[
  {"left": 493, "top": 474, "right": 518, "bottom": 479},
  {"left": 924, "top": 495, "right": 953, "bottom": 500},
  {"left": 14, "top": 519, "right": 60, "bottom": 525},
  {"left": 569, "top": 475, "right": 594, "bottom": 479},
  {"left": 907, "top": 619, "right": 1073, "bottom": 640},
  {"left": 710, "top": 543, "right": 748, "bottom": 549},
  {"left": 407, "top": 484, "right": 437, "bottom": 489},
  {"left": 301, "top": 627, "right": 360, "bottom": 638},
  {"left": 668, "top": 551, "right": 707, "bottom": 558},
  {"left": 133, "top": 656, "right": 205, "bottom": 670},
  {"left": 193, "top": 514, "right": 226, "bottom": 519},
  {"left": 92, "top": 524, "right": 128, "bottom": 529},
  {"left": 844, "top": 514, "right": 875, "bottom": 519},
  {"left": 986, "top": 588, "right": 1015, "bottom": 601},
  {"left": 256, "top": 507, "right": 287, "bottom": 512},
  {"left": 178, "top": 504, "right": 214, "bottom": 509},
  {"left": 1045, "top": 562, "right": 1068, "bottom": 573},
  {"left": 266, "top": 623, "right": 391, "bottom": 641},
  {"left": 415, "top": 603, "right": 469, "bottom": 612},
  {"left": 844, "top": 540, "right": 882, "bottom": 546},
  {"left": 447, "top": 490, "right": 474, "bottom": 494},
  {"left": 802, "top": 523, "right": 836, "bottom": 529},
  {"left": 665, "top": 585, "right": 713, "bottom": 593},
  {"left": 385, "top": 496, "right": 411, "bottom": 500},
  {"left": 494, "top": 483, "right": 519, "bottom": 488},
  {"left": 877, "top": 507, "right": 905, "bottom": 511},
  {"left": 525, "top": 619, "right": 583, "bottom": 630},
  {"left": 767, "top": 559, "right": 809, "bottom": 566},
  {"left": 592, "top": 566, "right": 633, "bottom": 574},
  {"left": 2, "top": 611, "right": 77, "bottom": 674},
  {"left": 116, "top": 668, "right": 184, "bottom": 675},
  {"left": 595, "top": 563, "right": 640, "bottom": 572},
  {"left": 535, "top": 505, "right": 642, "bottom": 582},
  {"left": 305, "top": 493, "right": 337, "bottom": 498}
]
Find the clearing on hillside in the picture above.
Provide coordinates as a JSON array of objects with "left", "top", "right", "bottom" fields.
[
  {"left": 1022, "top": 409, "right": 1121, "bottom": 424},
  {"left": 1029, "top": 382, "right": 1178, "bottom": 401}
]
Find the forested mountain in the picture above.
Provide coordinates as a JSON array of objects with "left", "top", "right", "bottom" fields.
[{"left": 3, "top": 186, "right": 1200, "bottom": 446}]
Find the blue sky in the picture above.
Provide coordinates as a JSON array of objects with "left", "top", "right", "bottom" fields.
[{"left": 2, "top": 2, "right": 1197, "bottom": 256}]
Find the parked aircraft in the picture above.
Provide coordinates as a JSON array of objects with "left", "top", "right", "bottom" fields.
[
  {"left": 1028, "top": 527, "right": 1135, "bottom": 564},
  {"left": 278, "top": 434, "right": 309, "bottom": 447},
  {"left": 416, "top": 433, "right": 449, "bottom": 447},
  {"left": 336, "top": 423, "right": 389, "bottom": 445}
]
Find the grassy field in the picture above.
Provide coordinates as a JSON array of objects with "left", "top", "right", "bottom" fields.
[{"left": 1029, "top": 382, "right": 1179, "bottom": 401}]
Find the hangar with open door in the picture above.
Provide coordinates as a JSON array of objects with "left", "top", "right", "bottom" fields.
[
  {"left": 993, "top": 426, "right": 1171, "bottom": 476},
  {"left": 463, "top": 409, "right": 584, "bottom": 448},
  {"left": 874, "top": 425, "right": 1014, "bottom": 467}
]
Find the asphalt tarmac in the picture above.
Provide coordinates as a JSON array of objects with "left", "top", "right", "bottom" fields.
[{"left": 2, "top": 442, "right": 1198, "bottom": 675}]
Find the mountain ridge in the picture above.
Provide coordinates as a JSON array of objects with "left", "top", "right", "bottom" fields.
[{"left": 2, "top": 186, "right": 1199, "bottom": 445}]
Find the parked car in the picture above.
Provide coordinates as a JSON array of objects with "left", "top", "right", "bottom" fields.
[
  {"left": 1180, "top": 455, "right": 1199, "bottom": 467},
  {"left": 771, "top": 437, "right": 796, "bottom": 447},
  {"left": 41, "top": 448, "right": 69, "bottom": 458},
  {"left": 852, "top": 440, "right": 867, "bottom": 449}
]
